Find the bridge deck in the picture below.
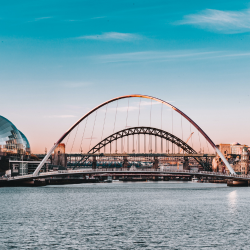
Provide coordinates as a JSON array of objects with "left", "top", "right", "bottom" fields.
[
  {"left": 36, "top": 153, "right": 216, "bottom": 158},
  {"left": 3, "top": 169, "right": 250, "bottom": 181}
]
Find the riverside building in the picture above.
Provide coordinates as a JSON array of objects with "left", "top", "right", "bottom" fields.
[
  {"left": 0, "top": 115, "right": 49, "bottom": 176},
  {"left": 212, "top": 143, "right": 250, "bottom": 174}
]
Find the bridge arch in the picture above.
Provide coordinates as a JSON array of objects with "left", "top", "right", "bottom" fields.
[
  {"left": 75, "top": 126, "right": 211, "bottom": 171},
  {"left": 33, "top": 94, "right": 235, "bottom": 176}
]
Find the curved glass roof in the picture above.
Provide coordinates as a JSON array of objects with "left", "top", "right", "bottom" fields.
[
  {"left": 19, "top": 130, "right": 31, "bottom": 152},
  {"left": 0, "top": 116, "right": 30, "bottom": 154}
]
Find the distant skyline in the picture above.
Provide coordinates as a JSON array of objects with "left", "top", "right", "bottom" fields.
[{"left": 1, "top": 0, "right": 250, "bottom": 153}]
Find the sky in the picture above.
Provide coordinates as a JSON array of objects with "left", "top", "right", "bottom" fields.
[{"left": 1, "top": 0, "right": 250, "bottom": 153}]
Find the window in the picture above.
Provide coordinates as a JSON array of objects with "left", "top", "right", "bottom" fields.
[{"left": 12, "top": 164, "right": 19, "bottom": 173}]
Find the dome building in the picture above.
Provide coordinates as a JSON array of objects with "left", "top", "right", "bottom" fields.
[
  {"left": 0, "top": 116, "right": 51, "bottom": 177},
  {"left": 18, "top": 130, "right": 31, "bottom": 153},
  {"left": 0, "top": 115, "right": 30, "bottom": 155}
]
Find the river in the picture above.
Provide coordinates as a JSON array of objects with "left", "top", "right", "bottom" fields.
[{"left": 0, "top": 181, "right": 249, "bottom": 249}]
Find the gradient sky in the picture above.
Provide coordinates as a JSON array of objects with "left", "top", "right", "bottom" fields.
[{"left": 1, "top": 0, "right": 250, "bottom": 153}]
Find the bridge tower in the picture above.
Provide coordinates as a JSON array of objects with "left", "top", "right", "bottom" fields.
[
  {"left": 153, "top": 157, "right": 159, "bottom": 169},
  {"left": 52, "top": 143, "right": 67, "bottom": 168},
  {"left": 122, "top": 156, "right": 129, "bottom": 170},
  {"left": 92, "top": 156, "right": 97, "bottom": 170},
  {"left": 183, "top": 156, "right": 189, "bottom": 170}
]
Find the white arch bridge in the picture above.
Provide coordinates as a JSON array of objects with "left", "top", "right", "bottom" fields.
[{"left": 33, "top": 94, "right": 236, "bottom": 176}]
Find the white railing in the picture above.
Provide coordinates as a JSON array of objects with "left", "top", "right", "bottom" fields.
[
  {"left": 9, "top": 168, "right": 250, "bottom": 180},
  {"left": 13, "top": 174, "right": 33, "bottom": 179}
]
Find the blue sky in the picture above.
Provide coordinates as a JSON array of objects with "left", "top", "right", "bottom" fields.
[{"left": 1, "top": 0, "right": 250, "bottom": 152}]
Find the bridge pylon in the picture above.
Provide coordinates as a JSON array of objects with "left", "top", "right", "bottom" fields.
[
  {"left": 153, "top": 157, "right": 159, "bottom": 170},
  {"left": 92, "top": 156, "right": 97, "bottom": 170},
  {"left": 122, "top": 156, "right": 129, "bottom": 170},
  {"left": 183, "top": 156, "right": 189, "bottom": 170}
]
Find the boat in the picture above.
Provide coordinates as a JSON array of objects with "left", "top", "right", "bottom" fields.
[
  {"left": 104, "top": 176, "right": 112, "bottom": 183},
  {"left": 192, "top": 177, "right": 199, "bottom": 182}
]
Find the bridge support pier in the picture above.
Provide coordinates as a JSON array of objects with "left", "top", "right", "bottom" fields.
[
  {"left": 153, "top": 157, "right": 159, "bottom": 170},
  {"left": 122, "top": 156, "right": 129, "bottom": 170},
  {"left": 227, "top": 179, "right": 249, "bottom": 187},
  {"left": 92, "top": 156, "right": 97, "bottom": 170},
  {"left": 183, "top": 157, "right": 189, "bottom": 170}
]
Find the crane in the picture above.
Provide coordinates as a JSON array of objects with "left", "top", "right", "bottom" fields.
[{"left": 180, "top": 132, "right": 194, "bottom": 153}]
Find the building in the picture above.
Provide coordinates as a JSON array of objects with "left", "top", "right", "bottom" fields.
[
  {"left": 9, "top": 159, "right": 50, "bottom": 176},
  {"left": 212, "top": 142, "right": 250, "bottom": 174},
  {"left": 231, "top": 142, "right": 248, "bottom": 155},
  {"left": 0, "top": 115, "right": 30, "bottom": 156},
  {"left": 217, "top": 144, "right": 231, "bottom": 157},
  {"left": 239, "top": 147, "right": 249, "bottom": 175},
  {"left": 52, "top": 143, "right": 67, "bottom": 168},
  {"left": 0, "top": 115, "right": 32, "bottom": 175}
]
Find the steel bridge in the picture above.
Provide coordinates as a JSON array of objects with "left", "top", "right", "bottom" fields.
[{"left": 67, "top": 126, "right": 215, "bottom": 171}]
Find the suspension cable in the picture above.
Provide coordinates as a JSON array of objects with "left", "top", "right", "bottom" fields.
[
  {"left": 124, "top": 100, "right": 130, "bottom": 152},
  {"left": 198, "top": 131, "right": 202, "bottom": 153},
  {"left": 70, "top": 124, "right": 79, "bottom": 154},
  {"left": 133, "top": 134, "right": 135, "bottom": 153},
  {"left": 79, "top": 117, "right": 88, "bottom": 152},
  {"left": 65, "top": 132, "right": 71, "bottom": 150},
  {"left": 89, "top": 110, "right": 98, "bottom": 151},
  {"left": 149, "top": 99, "right": 152, "bottom": 152},
  {"left": 161, "top": 103, "right": 163, "bottom": 153},
  {"left": 190, "top": 123, "right": 194, "bottom": 149},
  {"left": 161, "top": 136, "right": 163, "bottom": 153},
  {"left": 126, "top": 99, "right": 129, "bottom": 128},
  {"left": 127, "top": 136, "right": 129, "bottom": 153},
  {"left": 166, "top": 107, "right": 169, "bottom": 153},
  {"left": 181, "top": 116, "right": 183, "bottom": 141},
  {"left": 155, "top": 136, "right": 157, "bottom": 153},
  {"left": 101, "top": 104, "right": 108, "bottom": 141},
  {"left": 113, "top": 100, "right": 119, "bottom": 134},
  {"left": 150, "top": 99, "right": 152, "bottom": 127},
  {"left": 206, "top": 140, "right": 210, "bottom": 154},
  {"left": 172, "top": 109, "right": 173, "bottom": 154},
  {"left": 161, "top": 103, "right": 163, "bottom": 130},
  {"left": 138, "top": 98, "right": 141, "bottom": 126},
  {"left": 116, "top": 137, "right": 117, "bottom": 153},
  {"left": 138, "top": 134, "right": 140, "bottom": 153}
]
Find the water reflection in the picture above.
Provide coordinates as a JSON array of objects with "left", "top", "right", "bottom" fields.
[{"left": 228, "top": 190, "right": 237, "bottom": 213}]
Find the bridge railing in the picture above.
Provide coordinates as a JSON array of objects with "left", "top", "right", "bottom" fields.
[
  {"left": 38, "top": 169, "right": 249, "bottom": 178},
  {"left": 13, "top": 174, "right": 33, "bottom": 179},
  {"left": 9, "top": 169, "right": 250, "bottom": 180}
]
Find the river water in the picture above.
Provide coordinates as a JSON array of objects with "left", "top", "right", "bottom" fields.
[{"left": 0, "top": 181, "right": 250, "bottom": 249}]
